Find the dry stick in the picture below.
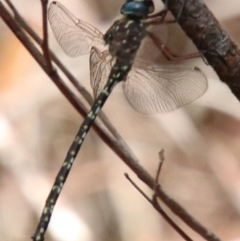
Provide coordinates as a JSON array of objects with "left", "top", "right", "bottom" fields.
[
  {"left": 4, "top": 0, "right": 135, "bottom": 192},
  {"left": 43, "top": 0, "right": 137, "bottom": 159},
  {"left": 125, "top": 173, "right": 193, "bottom": 241},
  {"left": 6, "top": 0, "right": 91, "bottom": 101},
  {"left": 162, "top": 0, "right": 240, "bottom": 100},
  {"left": 153, "top": 149, "right": 165, "bottom": 194},
  {"left": 0, "top": 2, "right": 221, "bottom": 241},
  {"left": 40, "top": 0, "right": 52, "bottom": 69},
  {"left": 0, "top": 2, "right": 115, "bottom": 151},
  {"left": 152, "top": 150, "right": 193, "bottom": 241},
  {"left": 125, "top": 149, "right": 194, "bottom": 241},
  {"left": 4, "top": 0, "right": 127, "bottom": 143}
]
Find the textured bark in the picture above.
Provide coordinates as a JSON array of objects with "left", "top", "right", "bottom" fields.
[{"left": 162, "top": 0, "right": 240, "bottom": 100}]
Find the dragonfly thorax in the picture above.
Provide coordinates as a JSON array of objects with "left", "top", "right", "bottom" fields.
[
  {"left": 121, "top": 0, "right": 154, "bottom": 18},
  {"left": 104, "top": 18, "right": 147, "bottom": 64}
]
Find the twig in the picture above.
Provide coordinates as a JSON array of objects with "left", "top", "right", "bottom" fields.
[
  {"left": 125, "top": 173, "right": 193, "bottom": 241},
  {"left": 0, "top": 1, "right": 116, "bottom": 150},
  {"left": 153, "top": 149, "right": 165, "bottom": 194},
  {"left": 40, "top": 0, "right": 52, "bottom": 69},
  {"left": 6, "top": 0, "right": 94, "bottom": 102},
  {"left": 4, "top": 0, "right": 127, "bottom": 143},
  {"left": 161, "top": 0, "right": 240, "bottom": 100}
]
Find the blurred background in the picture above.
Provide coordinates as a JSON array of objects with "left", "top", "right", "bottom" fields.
[{"left": 1, "top": 0, "right": 240, "bottom": 240}]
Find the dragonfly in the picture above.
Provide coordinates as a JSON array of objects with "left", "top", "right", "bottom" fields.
[{"left": 32, "top": 1, "right": 208, "bottom": 240}]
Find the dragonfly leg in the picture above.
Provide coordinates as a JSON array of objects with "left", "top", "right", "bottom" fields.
[
  {"left": 146, "top": 9, "right": 174, "bottom": 26},
  {"left": 147, "top": 8, "right": 168, "bottom": 21},
  {"left": 148, "top": 31, "right": 205, "bottom": 62},
  {"left": 146, "top": 0, "right": 187, "bottom": 25},
  {"left": 147, "top": 0, "right": 208, "bottom": 64}
]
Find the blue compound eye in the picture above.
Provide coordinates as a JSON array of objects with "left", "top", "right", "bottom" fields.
[{"left": 121, "top": 0, "right": 154, "bottom": 18}]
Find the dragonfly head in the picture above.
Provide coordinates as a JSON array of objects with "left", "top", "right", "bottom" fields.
[{"left": 121, "top": 0, "right": 154, "bottom": 18}]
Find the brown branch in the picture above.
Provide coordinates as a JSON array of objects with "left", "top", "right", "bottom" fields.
[
  {"left": 0, "top": 1, "right": 117, "bottom": 152},
  {"left": 162, "top": 0, "right": 240, "bottom": 100},
  {"left": 125, "top": 151, "right": 194, "bottom": 241},
  {"left": 4, "top": 0, "right": 127, "bottom": 143},
  {"left": 0, "top": 2, "right": 221, "bottom": 241},
  {"left": 5, "top": 0, "right": 93, "bottom": 103},
  {"left": 153, "top": 149, "right": 165, "bottom": 193},
  {"left": 40, "top": 0, "right": 52, "bottom": 69},
  {"left": 125, "top": 173, "right": 194, "bottom": 241},
  {"left": 6, "top": 0, "right": 120, "bottom": 140}
]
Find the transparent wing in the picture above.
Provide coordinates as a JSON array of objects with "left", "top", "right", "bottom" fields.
[
  {"left": 88, "top": 24, "right": 169, "bottom": 99},
  {"left": 123, "top": 62, "right": 208, "bottom": 114},
  {"left": 136, "top": 24, "right": 168, "bottom": 64},
  {"left": 89, "top": 48, "right": 207, "bottom": 113},
  {"left": 90, "top": 47, "right": 113, "bottom": 99},
  {"left": 48, "top": 1, "right": 105, "bottom": 57}
]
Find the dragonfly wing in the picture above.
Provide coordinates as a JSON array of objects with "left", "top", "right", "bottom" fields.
[
  {"left": 123, "top": 63, "right": 208, "bottom": 114},
  {"left": 90, "top": 47, "right": 113, "bottom": 99},
  {"left": 48, "top": 2, "right": 105, "bottom": 57}
]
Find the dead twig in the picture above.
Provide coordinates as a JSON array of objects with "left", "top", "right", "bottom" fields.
[{"left": 161, "top": 0, "right": 240, "bottom": 100}]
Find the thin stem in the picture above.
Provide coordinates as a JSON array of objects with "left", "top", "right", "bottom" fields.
[
  {"left": 4, "top": 0, "right": 128, "bottom": 143},
  {"left": 125, "top": 173, "right": 193, "bottom": 241},
  {"left": 40, "top": 0, "right": 52, "bottom": 69}
]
